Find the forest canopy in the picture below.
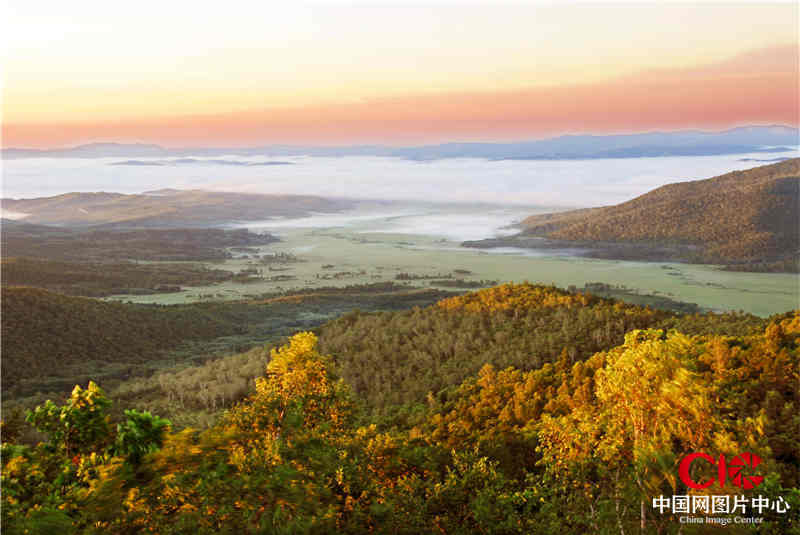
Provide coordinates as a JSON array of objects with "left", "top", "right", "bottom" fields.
[{"left": 3, "top": 284, "right": 796, "bottom": 534}]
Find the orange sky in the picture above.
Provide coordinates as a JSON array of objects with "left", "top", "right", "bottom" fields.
[{"left": 2, "top": 3, "right": 798, "bottom": 148}]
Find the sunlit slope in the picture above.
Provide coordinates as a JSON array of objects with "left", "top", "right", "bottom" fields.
[
  {"left": 3, "top": 292, "right": 796, "bottom": 533},
  {"left": 522, "top": 158, "right": 799, "bottom": 266},
  {"left": 318, "top": 283, "right": 768, "bottom": 416}
]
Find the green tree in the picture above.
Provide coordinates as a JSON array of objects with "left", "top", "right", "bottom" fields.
[
  {"left": 113, "top": 409, "right": 171, "bottom": 465},
  {"left": 26, "top": 381, "right": 112, "bottom": 457}
]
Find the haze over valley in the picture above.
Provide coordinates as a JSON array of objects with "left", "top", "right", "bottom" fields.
[
  {"left": 4, "top": 128, "right": 798, "bottom": 205},
  {"left": 3, "top": 148, "right": 798, "bottom": 316}
]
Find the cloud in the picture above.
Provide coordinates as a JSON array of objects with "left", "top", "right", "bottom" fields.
[{"left": 4, "top": 44, "right": 797, "bottom": 148}]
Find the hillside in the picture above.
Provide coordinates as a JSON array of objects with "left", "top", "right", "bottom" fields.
[
  {"left": 508, "top": 159, "right": 799, "bottom": 270},
  {"left": 2, "top": 284, "right": 795, "bottom": 534},
  {"left": 0, "top": 189, "right": 354, "bottom": 227},
  {"left": 0, "top": 283, "right": 453, "bottom": 407},
  {"left": 317, "top": 283, "right": 768, "bottom": 420},
  {"left": 0, "top": 287, "right": 242, "bottom": 399},
  {"left": 2, "top": 283, "right": 763, "bottom": 426}
]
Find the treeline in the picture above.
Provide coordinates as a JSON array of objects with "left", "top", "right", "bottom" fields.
[
  {"left": 1, "top": 222, "right": 283, "bottom": 296},
  {"left": 429, "top": 278, "right": 498, "bottom": 288},
  {"left": 2, "top": 308, "right": 797, "bottom": 533},
  {"left": 1, "top": 222, "right": 278, "bottom": 262},
  {"left": 2, "top": 257, "right": 235, "bottom": 297},
  {"left": 578, "top": 282, "right": 702, "bottom": 314}
]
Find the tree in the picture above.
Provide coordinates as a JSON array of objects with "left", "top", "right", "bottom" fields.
[
  {"left": 26, "top": 381, "right": 112, "bottom": 457},
  {"left": 113, "top": 410, "right": 171, "bottom": 465},
  {"left": 538, "top": 330, "right": 719, "bottom": 534}
]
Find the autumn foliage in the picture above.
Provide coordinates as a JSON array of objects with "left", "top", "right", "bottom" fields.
[
  {"left": 2, "top": 286, "right": 798, "bottom": 534},
  {"left": 521, "top": 158, "right": 800, "bottom": 269}
]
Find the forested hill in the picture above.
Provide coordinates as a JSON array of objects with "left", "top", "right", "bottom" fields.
[
  {"left": 520, "top": 158, "right": 799, "bottom": 269},
  {"left": 0, "top": 283, "right": 454, "bottom": 406},
  {"left": 0, "top": 287, "right": 241, "bottom": 399},
  {"left": 2, "top": 283, "right": 797, "bottom": 534},
  {"left": 317, "top": 283, "right": 768, "bottom": 418}
]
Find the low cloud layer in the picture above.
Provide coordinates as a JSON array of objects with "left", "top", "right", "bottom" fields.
[{"left": 4, "top": 151, "right": 797, "bottom": 208}]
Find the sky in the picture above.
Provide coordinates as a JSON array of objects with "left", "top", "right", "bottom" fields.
[{"left": 2, "top": 1, "right": 798, "bottom": 148}]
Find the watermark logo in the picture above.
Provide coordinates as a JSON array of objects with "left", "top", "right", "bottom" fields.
[
  {"left": 679, "top": 452, "right": 764, "bottom": 490},
  {"left": 652, "top": 494, "right": 791, "bottom": 515},
  {"left": 652, "top": 451, "right": 790, "bottom": 527}
]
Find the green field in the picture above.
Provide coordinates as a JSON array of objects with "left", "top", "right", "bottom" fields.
[{"left": 106, "top": 227, "right": 799, "bottom": 316}]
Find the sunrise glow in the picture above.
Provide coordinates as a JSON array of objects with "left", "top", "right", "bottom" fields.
[{"left": 3, "top": 2, "right": 798, "bottom": 147}]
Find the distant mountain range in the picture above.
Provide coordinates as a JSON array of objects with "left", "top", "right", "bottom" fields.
[
  {"left": 3, "top": 125, "right": 797, "bottom": 161},
  {"left": 465, "top": 158, "right": 800, "bottom": 272}
]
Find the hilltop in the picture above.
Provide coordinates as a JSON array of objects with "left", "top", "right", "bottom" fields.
[{"left": 466, "top": 159, "right": 800, "bottom": 271}]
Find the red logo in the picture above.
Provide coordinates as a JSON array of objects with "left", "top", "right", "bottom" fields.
[{"left": 679, "top": 452, "right": 764, "bottom": 490}]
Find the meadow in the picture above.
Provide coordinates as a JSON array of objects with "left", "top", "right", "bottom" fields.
[{"left": 107, "top": 225, "right": 798, "bottom": 317}]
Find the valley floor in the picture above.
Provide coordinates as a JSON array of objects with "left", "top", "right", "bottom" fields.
[{"left": 106, "top": 222, "right": 799, "bottom": 317}]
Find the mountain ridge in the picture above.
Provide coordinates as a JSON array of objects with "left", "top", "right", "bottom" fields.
[
  {"left": 0, "top": 189, "right": 355, "bottom": 227},
  {"left": 3, "top": 125, "right": 797, "bottom": 161}
]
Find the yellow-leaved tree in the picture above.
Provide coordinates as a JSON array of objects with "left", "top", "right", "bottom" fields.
[{"left": 538, "top": 330, "right": 722, "bottom": 534}]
